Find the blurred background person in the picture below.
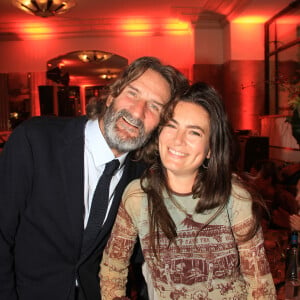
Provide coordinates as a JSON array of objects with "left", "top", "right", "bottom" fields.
[
  {"left": 289, "top": 179, "right": 300, "bottom": 231},
  {"left": 248, "top": 159, "right": 298, "bottom": 230}
]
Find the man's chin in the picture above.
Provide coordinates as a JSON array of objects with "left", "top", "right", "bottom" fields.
[
  {"left": 110, "top": 139, "right": 141, "bottom": 153},
  {"left": 115, "top": 133, "right": 148, "bottom": 151}
]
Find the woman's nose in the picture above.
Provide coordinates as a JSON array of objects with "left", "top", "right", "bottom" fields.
[{"left": 173, "top": 130, "right": 185, "bottom": 145}]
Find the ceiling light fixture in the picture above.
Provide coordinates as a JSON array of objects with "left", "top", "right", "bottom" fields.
[
  {"left": 12, "top": 0, "right": 77, "bottom": 18},
  {"left": 99, "top": 71, "right": 118, "bottom": 80},
  {"left": 78, "top": 51, "right": 112, "bottom": 63}
]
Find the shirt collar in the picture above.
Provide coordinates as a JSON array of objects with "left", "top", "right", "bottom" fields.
[{"left": 85, "top": 119, "right": 127, "bottom": 169}]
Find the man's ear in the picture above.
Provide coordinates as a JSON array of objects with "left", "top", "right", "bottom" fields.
[{"left": 106, "top": 95, "right": 113, "bottom": 107}]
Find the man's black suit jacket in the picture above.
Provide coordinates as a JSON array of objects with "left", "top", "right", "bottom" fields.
[{"left": 0, "top": 116, "right": 146, "bottom": 300}]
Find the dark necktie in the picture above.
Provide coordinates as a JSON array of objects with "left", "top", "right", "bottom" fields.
[{"left": 81, "top": 159, "right": 120, "bottom": 254}]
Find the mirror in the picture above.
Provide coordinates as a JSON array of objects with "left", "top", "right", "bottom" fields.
[{"left": 46, "top": 50, "right": 128, "bottom": 86}]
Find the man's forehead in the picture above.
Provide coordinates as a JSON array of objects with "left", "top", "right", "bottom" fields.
[{"left": 128, "top": 72, "right": 170, "bottom": 96}]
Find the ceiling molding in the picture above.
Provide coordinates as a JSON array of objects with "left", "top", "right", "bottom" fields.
[
  {"left": 171, "top": 0, "right": 252, "bottom": 22},
  {"left": 0, "top": 17, "right": 193, "bottom": 41},
  {"left": 0, "top": 0, "right": 290, "bottom": 41},
  {"left": 194, "top": 11, "right": 228, "bottom": 28}
]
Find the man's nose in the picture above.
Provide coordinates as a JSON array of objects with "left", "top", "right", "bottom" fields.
[{"left": 130, "top": 99, "right": 146, "bottom": 119}]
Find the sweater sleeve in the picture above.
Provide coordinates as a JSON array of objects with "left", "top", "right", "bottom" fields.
[
  {"left": 230, "top": 184, "right": 277, "bottom": 300},
  {"left": 100, "top": 180, "right": 142, "bottom": 300}
]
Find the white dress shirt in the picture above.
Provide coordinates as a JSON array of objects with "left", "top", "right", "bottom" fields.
[{"left": 83, "top": 119, "right": 127, "bottom": 228}]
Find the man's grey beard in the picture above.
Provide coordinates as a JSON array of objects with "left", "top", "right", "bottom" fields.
[{"left": 102, "top": 104, "right": 151, "bottom": 153}]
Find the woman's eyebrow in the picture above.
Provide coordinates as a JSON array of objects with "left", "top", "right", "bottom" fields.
[
  {"left": 187, "top": 125, "right": 206, "bottom": 134},
  {"left": 171, "top": 117, "right": 206, "bottom": 133}
]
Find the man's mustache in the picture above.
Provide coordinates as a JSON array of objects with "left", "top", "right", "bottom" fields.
[{"left": 116, "top": 109, "right": 145, "bottom": 133}]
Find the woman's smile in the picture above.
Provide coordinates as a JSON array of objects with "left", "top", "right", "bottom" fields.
[{"left": 168, "top": 147, "right": 187, "bottom": 157}]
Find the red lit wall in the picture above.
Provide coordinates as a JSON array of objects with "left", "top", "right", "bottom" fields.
[
  {"left": 230, "top": 22, "right": 265, "bottom": 60},
  {"left": 0, "top": 18, "right": 194, "bottom": 75},
  {"left": 223, "top": 60, "right": 265, "bottom": 133},
  {"left": 0, "top": 21, "right": 194, "bottom": 118},
  {"left": 221, "top": 22, "right": 266, "bottom": 133},
  {"left": 0, "top": 14, "right": 268, "bottom": 135}
]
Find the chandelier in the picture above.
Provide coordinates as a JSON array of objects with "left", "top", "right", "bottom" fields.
[
  {"left": 78, "top": 51, "right": 112, "bottom": 63},
  {"left": 12, "top": 0, "right": 77, "bottom": 18}
]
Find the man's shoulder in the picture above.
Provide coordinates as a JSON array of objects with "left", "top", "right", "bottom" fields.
[
  {"left": 8, "top": 116, "right": 88, "bottom": 146},
  {"left": 125, "top": 156, "right": 148, "bottom": 178},
  {"left": 19, "top": 115, "right": 87, "bottom": 134},
  {"left": 24, "top": 115, "right": 87, "bottom": 128}
]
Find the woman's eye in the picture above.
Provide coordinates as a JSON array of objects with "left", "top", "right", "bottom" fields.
[
  {"left": 191, "top": 131, "right": 201, "bottom": 137},
  {"left": 165, "top": 123, "right": 176, "bottom": 128}
]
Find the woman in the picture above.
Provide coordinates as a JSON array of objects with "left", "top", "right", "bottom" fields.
[{"left": 100, "top": 82, "right": 276, "bottom": 299}]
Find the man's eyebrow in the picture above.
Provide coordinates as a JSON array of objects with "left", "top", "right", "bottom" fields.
[
  {"left": 153, "top": 100, "right": 164, "bottom": 107},
  {"left": 127, "top": 84, "right": 139, "bottom": 93}
]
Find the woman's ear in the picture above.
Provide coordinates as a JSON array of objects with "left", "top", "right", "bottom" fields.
[{"left": 206, "top": 149, "right": 211, "bottom": 159}]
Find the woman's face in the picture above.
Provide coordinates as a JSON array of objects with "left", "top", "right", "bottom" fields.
[{"left": 159, "top": 101, "right": 211, "bottom": 180}]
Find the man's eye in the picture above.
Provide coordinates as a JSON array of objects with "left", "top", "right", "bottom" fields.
[
  {"left": 148, "top": 103, "right": 160, "bottom": 112},
  {"left": 127, "top": 90, "right": 137, "bottom": 97}
]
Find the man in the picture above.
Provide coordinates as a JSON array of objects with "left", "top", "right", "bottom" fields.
[{"left": 0, "top": 56, "right": 189, "bottom": 300}]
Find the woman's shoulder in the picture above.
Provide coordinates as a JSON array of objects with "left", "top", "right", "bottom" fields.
[
  {"left": 122, "top": 179, "right": 146, "bottom": 216},
  {"left": 231, "top": 175, "right": 252, "bottom": 200},
  {"left": 123, "top": 178, "right": 143, "bottom": 196},
  {"left": 228, "top": 176, "right": 253, "bottom": 222}
]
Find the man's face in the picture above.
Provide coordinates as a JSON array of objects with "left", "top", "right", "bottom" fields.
[{"left": 100, "top": 68, "right": 171, "bottom": 156}]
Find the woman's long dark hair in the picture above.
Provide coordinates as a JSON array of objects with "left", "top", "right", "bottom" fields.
[{"left": 137, "top": 82, "right": 264, "bottom": 257}]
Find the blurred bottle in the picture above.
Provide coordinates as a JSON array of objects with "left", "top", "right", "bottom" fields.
[{"left": 285, "top": 231, "right": 300, "bottom": 299}]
